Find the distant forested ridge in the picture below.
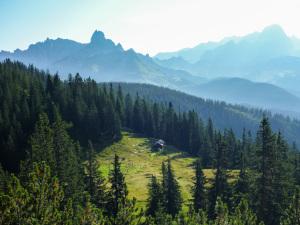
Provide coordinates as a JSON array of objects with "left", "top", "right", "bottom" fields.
[
  {"left": 0, "top": 60, "right": 300, "bottom": 225},
  {"left": 111, "top": 82, "right": 300, "bottom": 144}
]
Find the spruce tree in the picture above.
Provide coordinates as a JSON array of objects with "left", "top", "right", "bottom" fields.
[
  {"left": 116, "top": 84, "right": 125, "bottom": 125},
  {"left": 124, "top": 93, "right": 133, "bottom": 128},
  {"left": 208, "top": 133, "right": 231, "bottom": 218},
  {"left": 52, "top": 111, "right": 84, "bottom": 203},
  {"left": 255, "top": 116, "right": 277, "bottom": 225},
  {"left": 233, "top": 153, "right": 251, "bottom": 205},
  {"left": 132, "top": 94, "right": 143, "bottom": 133},
  {"left": 108, "top": 154, "right": 128, "bottom": 216},
  {"left": 192, "top": 159, "right": 206, "bottom": 212},
  {"left": 86, "top": 140, "right": 106, "bottom": 208},
  {"left": 29, "top": 113, "right": 55, "bottom": 172},
  {"left": 273, "top": 132, "right": 292, "bottom": 224},
  {"left": 147, "top": 175, "right": 163, "bottom": 216},
  {"left": 163, "top": 159, "right": 182, "bottom": 217}
]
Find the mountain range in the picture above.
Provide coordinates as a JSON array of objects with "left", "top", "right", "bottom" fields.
[
  {"left": 0, "top": 30, "right": 202, "bottom": 89},
  {"left": 155, "top": 25, "right": 300, "bottom": 96},
  {"left": 1, "top": 25, "right": 300, "bottom": 118}
]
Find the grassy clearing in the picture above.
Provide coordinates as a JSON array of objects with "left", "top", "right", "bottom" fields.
[{"left": 97, "top": 132, "right": 238, "bottom": 209}]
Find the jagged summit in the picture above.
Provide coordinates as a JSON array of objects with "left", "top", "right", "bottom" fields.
[{"left": 90, "top": 30, "right": 105, "bottom": 44}]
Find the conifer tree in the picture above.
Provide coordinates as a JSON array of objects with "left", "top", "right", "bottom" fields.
[
  {"left": 124, "top": 93, "right": 133, "bottom": 128},
  {"left": 273, "top": 132, "right": 292, "bottom": 224},
  {"left": 209, "top": 133, "right": 231, "bottom": 218},
  {"left": 192, "top": 159, "right": 206, "bottom": 212},
  {"left": 163, "top": 159, "right": 182, "bottom": 217},
  {"left": 255, "top": 116, "right": 277, "bottom": 225},
  {"left": 233, "top": 153, "right": 251, "bottom": 205},
  {"left": 132, "top": 94, "right": 143, "bottom": 133},
  {"left": 52, "top": 111, "right": 84, "bottom": 202},
  {"left": 147, "top": 175, "right": 163, "bottom": 216},
  {"left": 86, "top": 140, "right": 106, "bottom": 208},
  {"left": 108, "top": 154, "right": 128, "bottom": 216},
  {"left": 29, "top": 113, "right": 55, "bottom": 172},
  {"left": 116, "top": 84, "right": 125, "bottom": 125}
]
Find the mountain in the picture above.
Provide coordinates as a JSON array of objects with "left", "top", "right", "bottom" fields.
[
  {"left": 1, "top": 27, "right": 300, "bottom": 117},
  {"left": 187, "top": 77, "right": 300, "bottom": 117},
  {"left": 155, "top": 25, "right": 300, "bottom": 95},
  {"left": 0, "top": 30, "right": 202, "bottom": 89},
  {"left": 155, "top": 41, "right": 226, "bottom": 63}
]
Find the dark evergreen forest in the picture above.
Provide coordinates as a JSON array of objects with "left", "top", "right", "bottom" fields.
[{"left": 0, "top": 60, "right": 299, "bottom": 225}]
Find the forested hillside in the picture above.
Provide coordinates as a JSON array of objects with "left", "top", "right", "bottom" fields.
[
  {"left": 0, "top": 60, "right": 300, "bottom": 225},
  {"left": 112, "top": 82, "right": 300, "bottom": 144}
]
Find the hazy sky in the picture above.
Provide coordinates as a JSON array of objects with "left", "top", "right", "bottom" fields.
[{"left": 1, "top": 0, "right": 300, "bottom": 55}]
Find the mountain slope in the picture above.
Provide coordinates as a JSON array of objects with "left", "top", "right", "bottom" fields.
[
  {"left": 188, "top": 78, "right": 300, "bottom": 115},
  {"left": 113, "top": 82, "right": 300, "bottom": 144}
]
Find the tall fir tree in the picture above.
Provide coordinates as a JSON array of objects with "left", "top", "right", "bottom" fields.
[
  {"left": 146, "top": 175, "right": 163, "bottom": 216},
  {"left": 209, "top": 133, "right": 231, "bottom": 218},
  {"left": 255, "top": 116, "right": 277, "bottom": 225},
  {"left": 108, "top": 154, "right": 128, "bottom": 216},
  {"left": 86, "top": 140, "right": 107, "bottom": 208},
  {"left": 233, "top": 152, "right": 251, "bottom": 205},
  {"left": 192, "top": 159, "right": 206, "bottom": 212},
  {"left": 29, "top": 113, "right": 55, "bottom": 172},
  {"left": 162, "top": 159, "right": 182, "bottom": 217}
]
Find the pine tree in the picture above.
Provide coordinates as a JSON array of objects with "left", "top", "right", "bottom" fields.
[
  {"left": 29, "top": 113, "right": 55, "bottom": 172},
  {"left": 0, "top": 162, "right": 65, "bottom": 225},
  {"left": 108, "top": 154, "right": 128, "bottom": 216},
  {"left": 124, "top": 93, "right": 133, "bottom": 128},
  {"left": 52, "top": 111, "right": 84, "bottom": 203},
  {"left": 273, "top": 132, "right": 292, "bottom": 224},
  {"left": 132, "top": 94, "right": 144, "bottom": 133},
  {"left": 26, "top": 162, "right": 64, "bottom": 225},
  {"left": 192, "top": 159, "right": 206, "bottom": 212},
  {"left": 255, "top": 116, "right": 277, "bottom": 225},
  {"left": 163, "top": 159, "right": 182, "bottom": 217},
  {"left": 86, "top": 140, "right": 106, "bottom": 208},
  {"left": 233, "top": 152, "right": 251, "bottom": 205},
  {"left": 147, "top": 175, "right": 163, "bottom": 216},
  {"left": 116, "top": 84, "right": 125, "bottom": 125},
  {"left": 209, "top": 133, "right": 231, "bottom": 218}
]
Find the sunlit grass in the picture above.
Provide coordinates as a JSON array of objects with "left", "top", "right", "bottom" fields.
[{"left": 97, "top": 131, "right": 239, "bottom": 209}]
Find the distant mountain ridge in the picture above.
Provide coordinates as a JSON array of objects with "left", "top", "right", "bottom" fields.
[
  {"left": 188, "top": 78, "right": 300, "bottom": 117},
  {"left": 0, "top": 30, "right": 202, "bottom": 89},
  {"left": 155, "top": 25, "right": 300, "bottom": 95},
  {"left": 1, "top": 26, "right": 300, "bottom": 118}
]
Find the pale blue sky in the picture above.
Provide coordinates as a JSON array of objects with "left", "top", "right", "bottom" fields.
[{"left": 1, "top": 0, "right": 300, "bottom": 55}]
